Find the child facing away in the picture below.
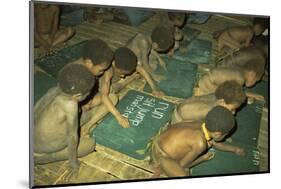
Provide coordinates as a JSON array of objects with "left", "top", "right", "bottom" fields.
[{"left": 150, "top": 106, "right": 245, "bottom": 177}]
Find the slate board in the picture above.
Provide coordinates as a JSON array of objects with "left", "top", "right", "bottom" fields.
[
  {"left": 35, "top": 41, "right": 86, "bottom": 78},
  {"left": 91, "top": 90, "right": 175, "bottom": 160},
  {"left": 144, "top": 56, "right": 198, "bottom": 98}
]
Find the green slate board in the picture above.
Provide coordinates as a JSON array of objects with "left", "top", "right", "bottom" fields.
[
  {"left": 144, "top": 57, "right": 198, "bottom": 98},
  {"left": 35, "top": 41, "right": 87, "bottom": 78},
  {"left": 192, "top": 101, "right": 263, "bottom": 176},
  {"left": 91, "top": 90, "right": 175, "bottom": 160},
  {"left": 192, "top": 146, "right": 260, "bottom": 176},
  {"left": 34, "top": 71, "right": 57, "bottom": 104},
  {"left": 174, "top": 39, "right": 212, "bottom": 64}
]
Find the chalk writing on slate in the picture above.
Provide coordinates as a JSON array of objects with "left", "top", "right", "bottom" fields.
[{"left": 122, "top": 94, "right": 170, "bottom": 126}]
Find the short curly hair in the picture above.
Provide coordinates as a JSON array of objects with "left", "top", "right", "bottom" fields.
[
  {"left": 205, "top": 106, "right": 235, "bottom": 135},
  {"left": 58, "top": 64, "right": 96, "bottom": 95},
  {"left": 215, "top": 80, "right": 246, "bottom": 106},
  {"left": 243, "top": 60, "right": 265, "bottom": 80},
  {"left": 167, "top": 12, "right": 186, "bottom": 26},
  {"left": 151, "top": 26, "right": 174, "bottom": 51},
  {"left": 114, "top": 47, "right": 137, "bottom": 73},
  {"left": 82, "top": 39, "right": 113, "bottom": 66},
  {"left": 253, "top": 17, "right": 269, "bottom": 31}
]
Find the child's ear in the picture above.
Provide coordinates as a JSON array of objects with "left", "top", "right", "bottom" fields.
[
  {"left": 213, "top": 131, "right": 223, "bottom": 138},
  {"left": 249, "top": 70, "right": 257, "bottom": 78},
  {"left": 73, "top": 93, "right": 82, "bottom": 100},
  {"left": 152, "top": 42, "right": 159, "bottom": 50},
  {"left": 217, "top": 99, "right": 226, "bottom": 106}
]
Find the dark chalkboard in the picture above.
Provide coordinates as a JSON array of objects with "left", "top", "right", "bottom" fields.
[
  {"left": 91, "top": 90, "right": 175, "bottom": 160},
  {"left": 144, "top": 56, "right": 198, "bottom": 98},
  {"left": 35, "top": 41, "right": 86, "bottom": 78}
]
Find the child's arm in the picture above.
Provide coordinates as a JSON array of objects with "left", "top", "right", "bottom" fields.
[
  {"left": 150, "top": 49, "right": 167, "bottom": 71},
  {"left": 179, "top": 142, "right": 206, "bottom": 168},
  {"left": 64, "top": 101, "right": 80, "bottom": 172},
  {"left": 49, "top": 6, "right": 59, "bottom": 44},
  {"left": 99, "top": 69, "right": 130, "bottom": 128},
  {"left": 212, "top": 141, "right": 246, "bottom": 156},
  {"left": 136, "top": 65, "right": 165, "bottom": 97}
]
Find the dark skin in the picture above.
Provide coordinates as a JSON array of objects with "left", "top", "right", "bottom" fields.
[
  {"left": 34, "top": 4, "right": 75, "bottom": 53},
  {"left": 34, "top": 87, "right": 95, "bottom": 179},
  {"left": 127, "top": 33, "right": 169, "bottom": 82},
  {"left": 222, "top": 46, "right": 266, "bottom": 69},
  {"left": 215, "top": 24, "right": 265, "bottom": 53},
  {"left": 81, "top": 58, "right": 165, "bottom": 130},
  {"left": 152, "top": 122, "right": 245, "bottom": 177}
]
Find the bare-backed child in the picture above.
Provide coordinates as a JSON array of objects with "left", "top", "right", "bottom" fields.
[
  {"left": 171, "top": 81, "right": 246, "bottom": 124},
  {"left": 34, "top": 64, "right": 96, "bottom": 178},
  {"left": 34, "top": 3, "right": 75, "bottom": 53},
  {"left": 213, "top": 18, "right": 268, "bottom": 53},
  {"left": 74, "top": 39, "right": 130, "bottom": 130},
  {"left": 126, "top": 26, "right": 174, "bottom": 82},
  {"left": 197, "top": 60, "right": 265, "bottom": 97},
  {"left": 150, "top": 106, "right": 245, "bottom": 177},
  {"left": 81, "top": 46, "right": 166, "bottom": 129},
  {"left": 167, "top": 12, "right": 187, "bottom": 56}
]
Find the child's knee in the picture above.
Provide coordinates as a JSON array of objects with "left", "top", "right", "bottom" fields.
[{"left": 66, "top": 27, "right": 75, "bottom": 37}]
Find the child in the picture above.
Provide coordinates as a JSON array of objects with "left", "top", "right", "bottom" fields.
[
  {"left": 80, "top": 47, "right": 165, "bottom": 131},
  {"left": 126, "top": 26, "right": 174, "bottom": 82},
  {"left": 214, "top": 18, "right": 268, "bottom": 53},
  {"left": 151, "top": 106, "right": 245, "bottom": 177},
  {"left": 34, "top": 3, "right": 75, "bottom": 53},
  {"left": 34, "top": 64, "right": 96, "bottom": 178},
  {"left": 171, "top": 81, "right": 246, "bottom": 124},
  {"left": 197, "top": 60, "right": 265, "bottom": 96},
  {"left": 73, "top": 39, "right": 130, "bottom": 129},
  {"left": 167, "top": 12, "right": 187, "bottom": 56}
]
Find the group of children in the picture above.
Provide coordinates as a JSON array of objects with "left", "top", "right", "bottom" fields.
[{"left": 34, "top": 3, "right": 269, "bottom": 180}]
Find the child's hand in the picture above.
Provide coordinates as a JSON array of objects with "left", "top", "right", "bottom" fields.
[
  {"left": 117, "top": 115, "right": 130, "bottom": 128},
  {"left": 204, "top": 151, "right": 215, "bottom": 160},
  {"left": 235, "top": 147, "right": 246, "bottom": 156},
  {"left": 152, "top": 90, "right": 165, "bottom": 98}
]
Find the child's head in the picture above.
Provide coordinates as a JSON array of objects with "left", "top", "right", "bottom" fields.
[
  {"left": 253, "top": 17, "right": 268, "bottom": 36},
  {"left": 205, "top": 106, "right": 235, "bottom": 142},
  {"left": 113, "top": 47, "right": 137, "bottom": 78},
  {"left": 215, "top": 80, "right": 246, "bottom": 114},
  {"left": 243, "top": 60, "right": 265, "bottom": 87},
  {"left": 58, "top": 64, "right": 96, "bottom": 101},
  {"left": 82, "top": 39, "right": 113, "bottom": 76},
  {"left": 168, "top": 12, "right": 186, "bottom": 27},
  {"left": 151, "top": 26, "right": 174, "bottom": 52}
]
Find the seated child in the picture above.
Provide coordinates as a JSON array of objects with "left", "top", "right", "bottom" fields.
[
  {"left": 167, "top": 12, "right": 187, "bottom": 56},
  {"left": 73, "top": 39, "right": 130, "bottom": 129},
  {"left": 150, "top": 106, "right": 245, "bottom": 177},
  {"left": 197, "top": 60, "right": 265, "bottom": 97},
  {"left": 34, "top": 3, "right": 75, "bottom": 53},
  {"left": 81, "top": 47, "right": 165, "bottom": 131},
  {"left": 34, "top": 64, "right": 96, "bottom": 178},
  {"left": 213, "top": 17, "right": 268, "bottom": 53},
  {"left": 171, "top": 81, "right": 246, "bottom": 124},
  {"left": 126, "top": 26, "right": 174, "bottom": 81}
]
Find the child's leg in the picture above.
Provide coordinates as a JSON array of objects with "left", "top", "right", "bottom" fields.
[
  {"left": 34, "top": 137, "right": 96, "bottom": 164},
  {"left": 159, "top": 156, "right": 188, "bottom": 177},
  {"left": 50, "top": 27, "right": 75, "bottom": 47}
]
